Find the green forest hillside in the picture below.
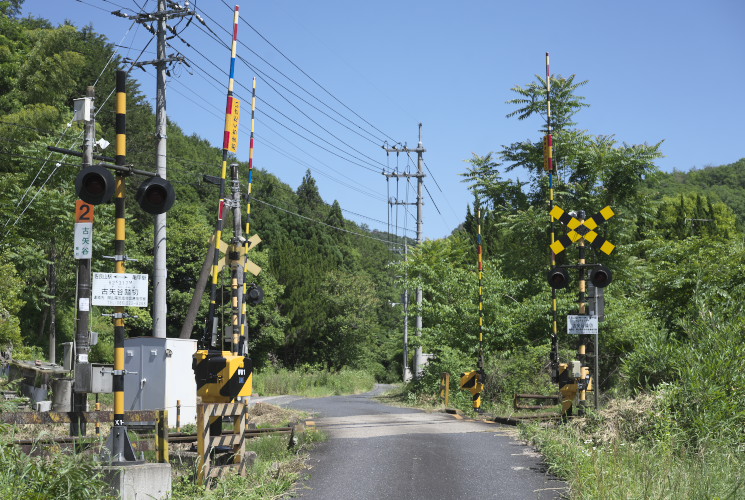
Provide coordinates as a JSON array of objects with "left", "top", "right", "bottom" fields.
[
  {"left": 0, "top": 7, "right": 406, "bottom": 380},
  {"left": 652, "top": 158, "right": 745, "bottom": 228}
]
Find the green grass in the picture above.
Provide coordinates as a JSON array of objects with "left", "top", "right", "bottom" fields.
[
  {"left": 172, "top": 428, "right": 326, "bottom": 499},
  {"left": 521, "top": 411, "right": 745, "bottom": 499},
  {"left": 253, "top": 367, "right": 375, "bottom": 397},
  {"left": 0, "top": 425, "right": 115, "bottom": 499}
]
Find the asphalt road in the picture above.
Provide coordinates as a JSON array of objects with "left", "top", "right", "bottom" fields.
[{"left": 256, "top": 385, "right": 566, "bottom": 499}]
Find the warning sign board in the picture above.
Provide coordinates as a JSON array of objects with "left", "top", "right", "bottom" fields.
[
  {"left": 223, "top": 96, "right": 241, "bottom": 153},
  {"left": 567, "top": 315, "right": 599, "bottom": 335},
  {"left": 92, "top": 273, "right": 148, "bottom": 307},
  {"left": 74, "top": 222, "right": 93, "bottom": 259},
  {"left": 75, "top": 200, "right": 94, "bottom": 223}
]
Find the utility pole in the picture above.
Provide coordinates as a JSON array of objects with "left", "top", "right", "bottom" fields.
[
  {"left": 71, "top": 86, "right": 96, "bottom": 436},
  {"left": 152, "top": 0, "right": 168, "bottom": 338},
  {"left": 383, "top": 123, "right": 426, "bottom": 377},
  {"left": 119, "top": 0, "right": 192, "bottom": 337},
  {"left": 402, "top": 242, "right": 411, "bottom": 382}
]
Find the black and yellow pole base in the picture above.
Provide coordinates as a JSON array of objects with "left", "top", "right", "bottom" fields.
[
  {"left": 193, "top": 350, "right": 253, "bottom": 435},
  {"left": 558, "top": 361, "right": 595, "bottom": 420},
  {"left": 558, "top": 362, "right": 578, "bottom": 421},
  {"left": 460, "top": 370, "right": 485, "bottom": 413}
]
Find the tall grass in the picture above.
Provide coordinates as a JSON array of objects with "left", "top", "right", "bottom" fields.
[
  {"left": 524, "top": 421, "right": 744, "bottom": 499},
  {"left": 172, "top": 429, "right": 326, "bottom": 499},
  {"left": 253, "top": 367, "right": 375, "bottom": 397},
  {"left": 0, "top": 425, "right": 114, "bottom": 499}
]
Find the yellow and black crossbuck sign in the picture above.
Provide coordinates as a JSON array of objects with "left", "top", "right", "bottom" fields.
[{"left": 550, "top": 205, "right": 616, "bottom": 255}]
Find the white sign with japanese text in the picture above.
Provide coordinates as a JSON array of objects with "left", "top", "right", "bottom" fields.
[
  {"left": 74, "top": 222, "right": 93, "bottom": 259},
  {"left": 567, "top": 315, "right": 599, "bottom": 335},
  {"left": 92, "top": 273, "right": 148, "bottom": 307}
]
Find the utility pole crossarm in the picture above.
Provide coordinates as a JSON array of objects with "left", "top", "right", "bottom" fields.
[{"left": 382, "top": 146, "right": 427, "bottom": 153}]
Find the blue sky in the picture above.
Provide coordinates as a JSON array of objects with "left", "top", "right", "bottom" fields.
[{"left": 23, "top": 0, "right": 745, "bottom": 239}]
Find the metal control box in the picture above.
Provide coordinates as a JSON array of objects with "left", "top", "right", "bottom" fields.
[
  {"left": 74, "top": 363, "right": 113, "bottom": 393},
  {"left": 123, "top": 337, "right": 197, "bottom": 427}
]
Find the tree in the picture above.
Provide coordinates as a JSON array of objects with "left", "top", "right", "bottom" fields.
[
  {"left": 500, "top": 74, "right": 663, "bottom": 211},
  {"left": 506, "top": 73, "right": 589, "bottom": 132},
  {"left": 296, "top": 169, "right": 324, "bottom": 217},
  {"left": 315, "top": 269, "right": 379, "bottom": 370},
  {"left": 0, "top": 257, "right": 24, "bottom": 350}
]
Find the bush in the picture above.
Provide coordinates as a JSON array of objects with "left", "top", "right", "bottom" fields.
[
  {"left": 655, "top": 309, "right": 745, "bottom": 449},
  {"left": 483, "top": 344, "right": 555, "bottom": 405},
  {"left": 0, "top": 427, "right": 114, "bottom": 499}
]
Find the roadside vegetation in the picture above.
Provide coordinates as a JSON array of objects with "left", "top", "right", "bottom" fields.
[
  {"left": 0, "top": 390, "right": 325, "bottom": 500},
  {"left": 171, "top": 403, "right": 326, "bottom": 500},
  {"left": 254, "top": 366, "right": 376, "bottom": 398},
  {"left": 0, "top": 421, "right": 115, "bottom": 499}
]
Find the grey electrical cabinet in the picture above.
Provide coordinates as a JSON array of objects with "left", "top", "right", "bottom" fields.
[{"left": 123, "top": 337, "right": 198, "bottom": 427}]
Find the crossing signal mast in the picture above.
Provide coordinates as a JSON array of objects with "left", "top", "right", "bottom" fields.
[
  {"left": 543, "top": 54, "right": 615, "bottom": 415},
  {"left": 544, "top": 75, "right": 615, "bottom": 415},
  {"left": 192, "top": 8, "right": 261, "bottom": 434},
  {"left": 460, "top": 202, "right": 486, "bottom": 412},
  {"left": 51, "top": 71, "right": 176, "bottom": 462}
]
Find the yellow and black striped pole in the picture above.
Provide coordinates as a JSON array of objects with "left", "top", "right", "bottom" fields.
[
  {"left": 545, "top": 54, "right": 576, "bottom": 418},
  {"left": 459, "top": 203, "right": 486, "bottom": 411},
  {"left": 475, "top": 204, "right": 485, "bottom": 411},
  {"left": 577, "top": 211, "right": 588, "bottom": 416},
  {"left": 108, "top": 69, "right": 138, "bottom": 463}
]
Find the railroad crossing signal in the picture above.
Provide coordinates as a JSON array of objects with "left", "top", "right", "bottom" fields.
[
  {"left": 215, "top": 233, "right": 262, "bottom": 276},
  {"left": 75, "top": 166, "right": 176, "bottom": 214},
  {"left": 550, "top": 205, "right": 616, "bottom": 255},
  {"left": 76, "top": 165, "right": 115, "bottom": 205},
  {"left": 547, "top": 266, "right": 571, "bottom": 289},
  {"left": 547, "top": 264, "right": 613, "bottom": 290}
]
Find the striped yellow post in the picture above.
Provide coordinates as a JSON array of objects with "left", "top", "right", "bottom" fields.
[
  {"left": 107, "top": 69, "right": 138, "bottom": 463},
  {"left": 240, "top": 77, "right": 257, "bottom": 354},
  {"left": 156, "top": 409, "right": 169, "bottom": 463},
  {"left": 472, "top": 204, "right": 484, "bottom": 411}
]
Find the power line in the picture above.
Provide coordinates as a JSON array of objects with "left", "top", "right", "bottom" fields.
[
  {"left": 252, "top": 196, "right": 401, "bottom": 247},
  {"left": 341, "top": 207, "right": 414, "bottom": 233},
  {"left": 166, "top": 77, "right": 386, "bottom": 202},
  {"left": 177, "top": 44, "right": 386, "bottom": 174},
  {"left": 180, "top": 53, "right": 385, "bottom": 174},
  {"left": 191, "top": 21, "right": 384, "bottom": 148},
  {"left": 220, "top": 0, "right": 398, "bottom": 144},
  {"left": 196, "top": 5, "right": 392, "bottom": 145}
]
